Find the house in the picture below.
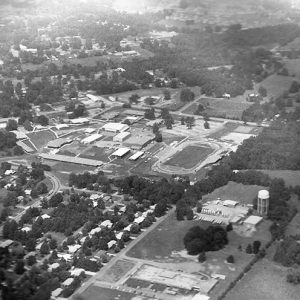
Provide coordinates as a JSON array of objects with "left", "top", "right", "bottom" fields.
[
  {"left": 100, "top": 220, "right": 113, "bottom": 229},
  {"left": 62, "top": 278, "right": 74, "bottom": 287},
  {"left": 107, "top": 240, "right": 117, "bottom": 249},
  {"left": 48, "top": 262, "right": 60, "bottom": 271},
  {"left": 51, "top": 288, "right": 63, "bottom": 299},
  {"left": 68, "top": 244, "right": 81, "bottom": 254},
  {"left": 0, "top": 239, "right": 14, "bottom": 248}
]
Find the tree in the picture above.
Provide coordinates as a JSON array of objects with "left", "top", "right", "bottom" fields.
[
  {"left": 40, "top": 241, "right": 50, "bottom": 255},
  {"left": 226, "top": 223, "right": 233, "bottom": 232},
  {"left": 198, "top": 251, "right": 206, "bottom": 262},
  {"left": 129, "top": 94, "right": 140, "bottom": 104},
  {"left": 227, "top": 255, "right": 234, "bottom": 263},
  {"left": 6, "top": 119, "right": 18, "bottom": 131},
  {"left": 253, "top": 240, "right": 261, "bottom": 254},
  {"left": 23, "top": 120, "right": 33, "bottom": 131},
  {"left": 186, "top": 208, "right": 194, "bottom": 220},
  {"left": 155, "top": 132, "right": 163, "bottom": 142},
  {"left": 258, "top": 86, "right": 267, "bottom": 97},
  {"left": 49, "top": 238, "right": 57, "bottom": 250},
  {"left": 163, "top": 89, "right": 171, "bottom": 100},
  {"left": 36, "top": 182, "right": 48, "bottom": 195},
  {"left": 26, "top": 255, "right": 36, "bottom": 266},
  {"left": 26, "top": 238, "right": 36, "bottom": 252},
  {"left": 36, "top": 115, "right": 49, "bottom": 126},
  {"left": 181, "top": 117, "right": 185, "bottom": 125},
  {"left": 144, "top": 108, "right": 155, "bottom": 120},
  {"left": 15, "top": 259, "right": 25, "bottom": 274},
  {"left": 290, "top": 81, "right": 300, "bottom": 93},
  {"left": 246, "top": 244, "right": 253, "bottom": 254},
  {"left": 180, "top": 88, "right": 195, "bottom": 102},
  {"left": 204, "top": 121, "right": 210, "bottom": 129}
]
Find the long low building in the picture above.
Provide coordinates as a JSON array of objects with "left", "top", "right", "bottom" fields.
[
  {"left": 112, "top": 147, "right": 130, "bottom": 158},
  {"left": 47, "top": 138, "right": 72, "bottom": 149},
  {"left": 101, "top": 122, "right": 129, "bottom": 133},
  {"left": 113, "top": 131, "right": 131, "bottom": 142},
  {"left": 124, "top": 133, "right": 155, "bottom": 150},
  {"left": 81, "top": 133, "right": 103, "bottom": 144},
  {"left": 129, "top": 151, "right": 144, "bottom": 161},
  {"left": 39, "top": 153, "right": 103, "bottom": 167}
]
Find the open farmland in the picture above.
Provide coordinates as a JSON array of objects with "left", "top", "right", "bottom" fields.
[
  {"left": 27, "top": 130, "right": 57, "bottom": 149},
  {"left": 182, "top": 97, "right": 251, "bottom": 119},
  {"left": 202, "top": 181, "right": 265, "bottom": 205},
  {"left": 283, "top": 58, "right": 300, "bottom": 79},
  {"left": 163, "top": 145, "right": 213, "bottom": 169},
  {"left": 259, "top": 170, "right": 300, "bottom": 187},
  {"left": 224, "top": 258, "right": 300, "bottom": 300},
  {"left": 259, "top": 74, "right": 294, "bottom": 100}
]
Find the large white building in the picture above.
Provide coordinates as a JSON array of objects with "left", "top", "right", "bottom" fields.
[
  {"left": 113, "top": 131, "right": 131, "bottom": 142},
  {"left": 101, "top": 122, "right": 129, "bottom": 133}
]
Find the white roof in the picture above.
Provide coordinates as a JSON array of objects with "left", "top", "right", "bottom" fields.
[
  {"left": 90, "top": 194, "right": 101, "bottom": 200},
  {"left": 86, "top": 94, "right": 103, "bottom": 101},
  {"left": 102, "top": 122, "right": 129, "bottom": 132},
  {"left": 223, "top": 200, "right": 238, "bottom": 207},
  {"left": 258, "top": 190, "right": 269, "bottom": 199},
  {"left": 51, "top": 288, "right": 63, "bottom": 298},
  {"left": 21, "top": 226, "right": 31, "bottom": 232},
  {"left": 57, "top": 253, "right": 72, "bottom": 261},
  {"left": 100, "top": 220, "right": 112, "bottom": 228},
  {"left": 70, "top": 118, "right": 89, "bottom": 124},
  {"left": 244, "top": 215, "right": 263, "bottom": 226},
  {"left": 68, "top": 244, "right": 81, "bottom": 254},
  {"left": 191, "top": 294, "right": 210, "bottom": 300},
  {"left": 70, "top": 268, "right": 85, "bottom": 276},
  {"left": 129, "top": 151, "right": 144, "bottom": 160},
  {"left": 84, "top": 128, "right": 96, "bottom": 133},
  {"left": 116, "top": 232, "right": 124, "bottom": 240},
  {"left": 41, "top": 214, "right": 50, "bottom": 219},
  {"left": 48, "top": 262, "right": 60, "bottom": 271},
  {"left": 63, "top": 278, "right": 74, "bottom": 286},
  {"left": 134, "top": 216, "right": 145, "bottom": 224},
  {"left": 90, "top": 227, "right": 101, "bottom": 235},
  {"left": 112, "top": 147, "right": 130, "bottom": 157},
  {"left": 113, "top": 131, "right": 131, "bottom": 140},
  {"left": 124, "top": 224, "right": 133, "bottom": 231},
  {"left": 107, "top": 240, "right": 117, "bottom": 248},
  {"left": 81, "top": 133, "right": 102, "bottom": 144}
]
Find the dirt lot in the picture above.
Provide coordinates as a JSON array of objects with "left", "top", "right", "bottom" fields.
[{"left": 223, "top": 258, "right": 300, "bottom": 300}]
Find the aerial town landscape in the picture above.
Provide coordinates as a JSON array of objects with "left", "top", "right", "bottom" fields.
[{"left": 0, "top": 0, "right": 300, "bottom": 300}]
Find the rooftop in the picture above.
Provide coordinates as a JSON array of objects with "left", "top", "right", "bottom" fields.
[{"left": 112, "top": 147, "right": 130, "bottom": 157}]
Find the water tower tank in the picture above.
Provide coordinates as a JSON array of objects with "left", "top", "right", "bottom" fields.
[{"left": 257, "top": 190, "right": 269, "bottom": 215}]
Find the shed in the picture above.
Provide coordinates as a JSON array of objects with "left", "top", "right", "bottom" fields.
[{"left": 244, "top": 215, "right": 263, "bottom": 227}]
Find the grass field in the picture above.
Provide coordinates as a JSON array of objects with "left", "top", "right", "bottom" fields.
[
  {"left": 27, "top": 130, "right": 57, "bottom": 149},
  {"left": 80, "top": 286, "right": 138, "bottom": 300},
  {"left": 223, "top": 258, "right": 300, "bottom": 300},
  {"left": 0, "top": 188, "right": 8, "bottom": 214},
  {"left": 80, "top": 146, "right": 113, "bottom": 162},
  {"left": 283, "top": 58, "right": 300, "bottom": 79},
  {"left": 259, "top": 170, "right": 300, "bottom": 187},
  {"left": 163, "top": 145, "right": 213, "bottom": 169},
  {"left": 99, "top": 259, "right": 135, "bottom": 283},
  {"left": 182, "top": 97, "right": 251, "bottom": 119},
  {"left": 259, "top": 74, "right": 294, "bottom": 100},
  {"left": 203, "top": 181, "right": 265, "bottom": 205}
]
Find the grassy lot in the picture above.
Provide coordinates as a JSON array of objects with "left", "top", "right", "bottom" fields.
[
  {"left": 283, "top": 58, "right": 300, "bottom": 79},
  {"left": 202, "top": 181, "right": 265, "bottom": 205},
  {"left": 182, "top": 97, "right": 251, "bottom": 119},
  {"left": 259, "top": 74, "right": 294, "bottom": 100},
  {"left": 163, "top": 145, "right": 213, "bottom": 169},
  {"left": 27, "top": 130, "right": 57, "bottom": 149},
  {"left": 80, "top": 286, "right": 138, "bottom": 300},
  {"left": 79, "top": 146, "right": 114, "bottom": 162},
  {"left": 208, "top": 122, "right": 240, "bottom": 139},
  {"left": 98, "top": 259, "right": 135, "bottom": 283},
  {"left": 258, "top": 170, "right": 300, "bottom": 187},
  {"left": 223, "top": 258, "right": 300, "bottom": 300}
]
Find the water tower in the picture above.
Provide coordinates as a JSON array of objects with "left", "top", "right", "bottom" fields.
[{"left": 257, "top": 190, "right": 269, "bottom": 215}]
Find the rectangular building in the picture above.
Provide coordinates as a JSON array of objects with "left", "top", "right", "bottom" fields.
[
  {"left": 81, "top": 133, "right": 103, "bottom": 144},
  {"left": 102, "top": 122, "right": 129, "bottom": 133},
  {"left": 129, "top": 151, "right": 144, "bottom": 161},
  {"left": 112, "top": 147, "right": 130, "bottom": 158},
  {"left": 113, "top": 131, "right": 131, "bottom": 142}
]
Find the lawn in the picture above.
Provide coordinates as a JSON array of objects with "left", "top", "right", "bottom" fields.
[
  {"left": 259, "top": 74, "right": 294, "bottom": 100},
  {"left": 80, "top": 286, "right": 138, "bottom": 300},
  {"left": 27, "top": 130, "right": 57, "bottom": 150},
  {"left": 283, "top": 58, "right": 300, "bottom": 79},
  {"left": 163, "top": 145, "right": 213, "bottom": 169},
  {"left": 202, "top": 181, "right": 265, "bottom": 205},
  {"left": 258, "top": 170, "right": 300, "bottom": 187},
  {"left": 223, "top": 258, "right": 300, "bottom": 300},
  {"left": 79, "top": 146, "right": 113, "bottom": 162},
  {"left": 182, "top": 97, "right": 251, "bottom": 119},
  {"left": 126, "top": 211, "right": 211, "bottom": 261},
  {"left": 98, "top": 259, "right": 136, "bottom": 283},
  {"left": 0, "top": 188, "right": 8, "bottom": 215}
]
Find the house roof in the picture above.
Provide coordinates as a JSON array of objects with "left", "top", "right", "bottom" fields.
[{"left": 62, "top": 278, "right": 74, "bottom": 286}]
